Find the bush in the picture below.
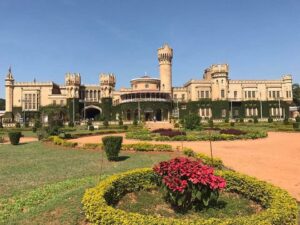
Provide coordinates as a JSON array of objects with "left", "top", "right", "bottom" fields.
[
  {"left": 0, "top": 136, "right": 4, "bottom": 143},
  {"left": 36, "top": 128, "right": 49, "bottom": 140},
  {"left": 283, "top": 117, "right": 289, "bottom": 125},
  {"left": 220, "top": 129, "right": 247, "bottom": 135},
  {"left": 253, "top": 117, "right": 258, "bottom": 123},
  {"left": 32, "top": 127, "right": 37, "bottom": 133},
  {"left": 0, "top": 121, "right": 3, "bottom": 128},
  {"left": 15, "top": 122, "right": 21, "bottom": 128},
  {"left": 208, "top": 118, "right": 214, "bottom": 128},
  {"left": 34, "top": 120, "right": 41, "bottom": 129},
  {"left": 268, "top": 117, "right": 273, "bottom": 123},
  {"left": 224, "top": 117, "right": 229, "bottom": 123},
  {"left": 293, "top": 122, "right": 300, "bottom": 130},
  {"left": 122, "top": 142, "right": 172, "bottom": 152},
  {"left": 182, "top": 147, "right": 195, "bottom": 157},
  {"left": 152, "top": 128, "right": 186, "bottom": 138},
  {"left": 88, "top": 125, "right": 94, "bottom": 131},
  {"left": 154, "top": 158, "right": 226, "bottom": 211},
  {"left": 8, "top": 132, "right": 22, "bottom": 145},
  {"left": 133, "top": 118, "right": 138, "bottom": 126},
  {"left": 239, "top": 117, "right": 244, "bottom": 123},
  {"left": 230, "top": 122, "right": 235, "bottom": 127},
  {"left": 248, "top": 119, "right": 253, "bottom": 123},
  {"left": 118, "top": 119, "right": 123, "bottom": 126},
  {"left": 82, "top": 168, "right": 298, "bottom": 224},
  {"left": 68, "top": 121, "right": 74, "bottom": 127},
  {"left": 183, "top": 114, "right": 201, "bottom": 130},
  {"left": 295, "top": 116, "right": 300, "bottom": 122},
  {"left": 103, "top": 120, "right": 109, "bottom": 128},
  {"left": 174, "top": 123, "right": 179, "bottom": 128},
  {"left": 102, "top": 136, "right": 123, "bottom": 161}
]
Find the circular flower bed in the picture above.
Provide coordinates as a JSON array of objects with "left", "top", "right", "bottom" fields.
[{"left": 82, "top": 168, "right": 298, "bottom": 225}]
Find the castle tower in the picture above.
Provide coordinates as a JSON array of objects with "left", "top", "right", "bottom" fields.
[
  {"left": 158, "top": 44, "right": 173, "bottom": 93},
  {"left": 100, "top": 73, "right": 116, "bottom": 98},
  {"left": 210, "top": 64, "right": 229, "bottom": 100},
  {"left": 5, "top": 67, "right": 14, "bottom": 114},
  {"left": 65, "top": 73, "right": 81, "bottom": 98}
]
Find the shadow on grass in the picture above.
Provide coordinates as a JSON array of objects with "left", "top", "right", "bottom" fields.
[{"left": 110, "top": 156, "right": 130, "bottom": 162}]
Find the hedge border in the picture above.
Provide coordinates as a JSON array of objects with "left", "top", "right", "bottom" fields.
[{"left": 82, "top": 168, "right": 298, "bottom": 225}]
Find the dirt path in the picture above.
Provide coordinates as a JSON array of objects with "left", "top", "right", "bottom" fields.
[
  {"left": 1, "top": 137, "right": 38, "bottom": 144},
  {"left": 71, "top": 132, "right": 300, "bottom": 201}
]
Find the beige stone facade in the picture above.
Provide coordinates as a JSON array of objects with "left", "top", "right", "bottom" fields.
[{"left": 4, "top": 44, "right": 294, "bottom": 121}]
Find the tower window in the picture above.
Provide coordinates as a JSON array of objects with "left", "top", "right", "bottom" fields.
[{"left": 221, "top": 90, "right": 225, "bottom": 98}]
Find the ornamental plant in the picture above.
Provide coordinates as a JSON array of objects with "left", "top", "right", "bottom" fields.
[
  {"left": 8, "top": 131, "right": 22, "bottom": 145},
  {"left": 153, "top": 157, "right": 226, "bottom": 212},
  {"left": 102, "top": 136, "right": 123, "bottom": 161}
]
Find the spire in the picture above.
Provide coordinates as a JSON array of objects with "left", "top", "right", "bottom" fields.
[{"left": 6, "top": 66, "right": 14, "bottom": 80}]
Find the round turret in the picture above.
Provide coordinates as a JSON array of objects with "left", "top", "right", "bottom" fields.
[{"left": 157, "top": 44, "right": 173, "bottom": 93}]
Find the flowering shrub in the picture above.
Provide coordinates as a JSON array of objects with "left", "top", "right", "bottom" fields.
[
  {"left": 152, "top": 128, "right": 186, "bottom": 137},
  {"left": 220, "top": 128, "right": 247, "bottom": 135},
  {"left": 153, "top": 157, "right": 226, "bottom": 211}
]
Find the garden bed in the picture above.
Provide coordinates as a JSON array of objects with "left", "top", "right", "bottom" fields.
[{"left": 82, "top": 169, "right": 298, "bottom": 224}]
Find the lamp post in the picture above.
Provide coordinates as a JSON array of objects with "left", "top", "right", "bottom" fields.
[{"left": 79, "top": 99, "right": 86, "bottom": 123}]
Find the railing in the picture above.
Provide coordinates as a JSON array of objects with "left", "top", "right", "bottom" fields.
[{"left": 121, "top": 98, "right": 170, "bottom": 103}]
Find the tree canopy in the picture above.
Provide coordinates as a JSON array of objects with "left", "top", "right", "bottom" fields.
[
  {"left": 0, "top": 98, "right": 5, "bottom": 110},
  {"left": 292, "top": 83, "right": 300, "bottom": 105}
]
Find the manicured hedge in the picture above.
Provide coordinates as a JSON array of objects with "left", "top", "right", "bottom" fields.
[
  {"left": 82, "top": 169, "right": 298, "bottom": 225},
  {"left": 122, "top": 142, "right": 173, "bottom": 152},
  {"left": 102, "top": 136, "right": 123, "bottom": 161},
  {"left": 49, "top": 136, "right": 78, "bottom": 148},
  {"left": 8, "top": 132, "right": 22, "bottom": 145}
]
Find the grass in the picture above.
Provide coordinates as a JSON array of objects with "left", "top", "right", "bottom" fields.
[
  {"left": 116, "top": 188, "right": 261, "bottom": 219},
  {"left": 0, "top": 141, "right": 177, "bottom": 224}
]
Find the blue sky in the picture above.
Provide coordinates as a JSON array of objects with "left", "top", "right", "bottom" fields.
[{"left": 0, "top": 0, "right": 299, "bottom": 98}]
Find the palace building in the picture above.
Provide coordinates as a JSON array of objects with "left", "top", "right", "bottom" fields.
[{"left": 3, "top": 44, "right": 294, "bottom": 123}]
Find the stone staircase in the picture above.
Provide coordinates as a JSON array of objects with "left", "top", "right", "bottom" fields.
[{"left": 145, "top": 121, "right": 174, "bottom": 131}]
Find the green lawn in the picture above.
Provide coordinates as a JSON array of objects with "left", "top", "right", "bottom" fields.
[{"left": 0, "top": 142, "right": 176, "bottom": 224}]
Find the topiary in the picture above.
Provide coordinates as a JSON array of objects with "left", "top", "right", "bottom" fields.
[
  {"left": 230, "top": 122, "right": 235, "bottom": 127},
  {"left": 224, "top": 117, "right": 229, "bottom": 123},
  {"left": 133, "top": 118, "right": 138, "bottom": 126},
  {"left": 296, "top": 116, "right": 300, "bottom": 122},
  {"left": 0, "top": 121, "right": 3, "bottom": 129},
  {"left": 283, "top": 117, "right": 289, "bottom": 125},
  {"left": 68, "top": 121, "right": 74, "bottom": 127},
  {"left": 102, "top": 136, "right": 123, "bottom": 161},
  {"left": 208, "top": 118, "right": 214, "bottom": 128},
  {"left": 268, "top": 117, "right": 273, "bottom": 123},
  {"left": 15, "top": 122, "right": 21, "bottom": 128},
  {"left": 103, "top": 119, "right": 109, "bottom": 128},
  {"left": 8, "top": 131, "right": 22, "bottom": 145},
  {"left": 118, "top": 119, "right": 123, "bottom": 126},
  {"left": 184, "top": 114, "right": 201, "bottom": 130},
  {"left": 32, "top": 127, "right": 37, "bottom": 133},
  {"left": 239, "top": 117, "right": 244, "bottom": 123},
  {"left": 88, "top": 125, "right": 94, "bottom": 131},
  {"left": 253, "top": 117, "right": 258, "bottom": 123}
]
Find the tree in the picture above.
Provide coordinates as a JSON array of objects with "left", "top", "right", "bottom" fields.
[
  {"left": 292, "top": 83, "right": 300, "bottom": 105},
  {"left": 0, "top": 98, "right": 5, "bottom": 110}
]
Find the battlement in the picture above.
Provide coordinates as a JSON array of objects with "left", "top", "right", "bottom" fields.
[
  {"left": 158, "top": 43, "right": 173, "bottom": 64},
  {"left": 100, "top": 73, "right": 116, "bottom": 87},
  {"left": 65, "top": 73, "right": 81, "bottom": 86}
]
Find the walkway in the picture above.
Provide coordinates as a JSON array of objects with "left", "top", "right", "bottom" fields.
[{"left": 71, "top": 132, "right": 300, "bottom": 201}]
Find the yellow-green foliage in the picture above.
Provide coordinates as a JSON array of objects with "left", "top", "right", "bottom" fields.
[
  {"left": 51, "top": 136, "right": 78, "bottom": 148},
  {"left": 82, "top": 169, "right": 298, "bottom": 225},
  {"left": 83, "top": 143, "right": 103, "bottom": 150},
  {"left": 183, "top": 147, "right": 224, "bottom": 169},
  {"left": 122, "top": 142, "right": 173, "bottom": 152}
]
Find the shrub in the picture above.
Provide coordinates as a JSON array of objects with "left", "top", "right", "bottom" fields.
[
  {"left": 102, "top": 136, "right": 123, "bottom": 161},
  {"left": 133, "top": 118, "right": 138, "bottom": 126},
  {"left": 230, "top": 122, "right": 235, "bottom": 127},
  {"left": 68, "top": 121, "right": 74, "bottom": 127},
  {"left": 88, "top": 125, "right": 94, "bottom": 131},
  {"left": 224, "top": 117, "right": 229, "bottom": 123},
  {"left": 183, "top": 114, "right": 201, "bottom": 130},
  {"left": 62, "top": 141, "right": 78, "bottom": 148},
  {"left": 122, "top": 143, "right": 172, "bottom": 152},
  {"left": 174, "top": 123, "right": 179, "bottom": 128},
  {"left": 118, "top": 119, "right": 123, "bottom": 126},
  {"left": 103, "top": 120, "right": 109, "bottom": 128},
  {"left": 283, "top": 117, "right": 289, "bottom": 125},
  {"left": 0, "top": 121, "right": 3, "bottom": 128},
  {"left": 82, "top": 169, "right": 298, "bottom": 225},
  {"left": 208, "top": 118, "right": 214, "bottom": 128},
  {"left": 15, "top": 122, "right": 21, "bottom": 128},
  {"left": 253, "top": 117, "right": 258, "bottom": 123},
  {"left": 268, "top": 117, "right": 273, "bottom": 123},
  {"left": 293, "top": 122, "right": 300, "bottom": 130},
  {"left": 220, "top": 129, "right": 247, "bottom": 135},
  {"left": 153, "top": 158, "right": 226, "bottom": 211},
  {"left": 239, "top": 117, "right": 244, "bottom": 123},
  {"left": 152, "top": 128, "right": 186, "bottom": 138},
  {"left": 34, "top": 120, "right": 41, "bottom": 129},
  {"left": 0, "top": 136, "right": 4, "bottom": 143},
  {"left": 296, "top": 116, "right": 300, "bottom": 122},
  {"left": 248, "top": 119, "right": 253, "bottom": 123},
  {"left": 36, "top": 128, "right": 49, "bottom": 140},
  {"left": 32, "top": 127, "right": 37, "bottom": 133},
  {"left": 8, "top": 132, "right": 22, "bottom": 145},
  {"left": 24, "top": 122, "right": 29, "bottom": 128},
  {"left": 182, "top": 147, "right": 195, "bottom": 157}
]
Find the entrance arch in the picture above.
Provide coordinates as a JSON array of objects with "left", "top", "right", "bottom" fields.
[{"left": 84, "top": 105, "right": 102, "bottom": 120}]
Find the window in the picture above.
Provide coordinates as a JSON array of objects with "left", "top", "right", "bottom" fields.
[
  {"left": 182, "top": 94, "right": 185, "bottom": 100},
  {"left": 246, "top": 108, "right": 258, "bottom": 117},
  {"left": 270, "top": 107, "right": 282, "bottom": 117},
  {"left": 199, "top": 108, "right": 211, "bottom": 118},
  {"left": 201, "top": 91, "right": 204, "bottom": 98},
  {"left": 245, "top": 91, "right": 247, "bottom": 98},
  {"left": 221, "top": 90, "right": 225, "bottom": 98},
  {"left": 272, "top": 91, "right": 276, "bottom": 98},
  {"left": 234, "top": 91, "right": 237, "bottom": 98},
  {"left": 23, "top": 93, "right": 38, "bottom": 110},
  {"left": 269, "top": 91, "right": 272, "bottom": 98},
  {"left": 205, "top": 91, "right": 209, "bottom": 98},
  {"left": 252, "top": 91, "right": 255, "bottom": 98},
  {"left": 60, "top": 100, "right": 64, "bottom": 106},
  {"left": 276, "top": 91, "right": 280, "bottom": 98},
  {"left": 181, "top": 105, "right": 187, "bottom": 110}
]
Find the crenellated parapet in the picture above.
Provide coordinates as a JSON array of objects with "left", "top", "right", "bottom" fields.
[
  {"left": 100, "top": 73, "right": 116, "bottom": 98},
  {"left": 65, "top": 73, "right": 81, "bottom": 98}
]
